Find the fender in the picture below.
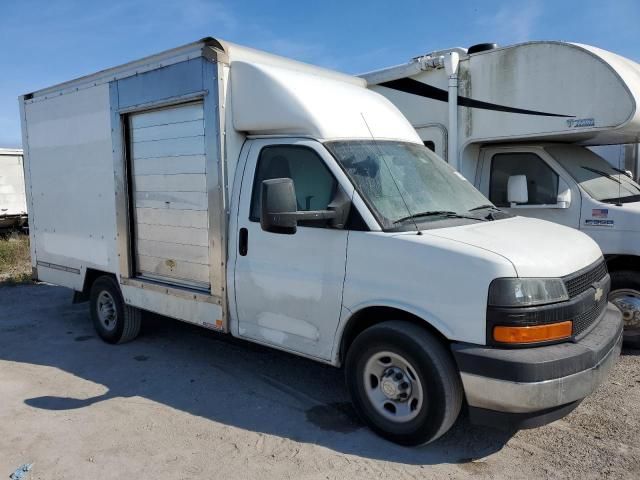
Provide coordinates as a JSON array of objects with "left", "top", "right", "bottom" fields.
[{"left": 330, "top": 299, "right": 453, "bottom": 366}]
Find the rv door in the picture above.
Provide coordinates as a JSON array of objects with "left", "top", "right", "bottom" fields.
[{"left": 478, "top": 146, "right": 581, "bottom": 228}]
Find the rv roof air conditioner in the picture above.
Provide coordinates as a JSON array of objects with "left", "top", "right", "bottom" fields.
[{"left": 467, "top": 43, "right": 498, "bottom": 54}]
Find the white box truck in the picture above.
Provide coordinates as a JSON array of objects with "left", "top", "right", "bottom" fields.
[
  {"left": 0, "top": 148, "right": 27, "bottom": 230},
  {"left": 362, "top": 41, "right": 640, "bottom": 346},
  {"left": 20, "top": 37, "right": 622, "bottom": 445}
]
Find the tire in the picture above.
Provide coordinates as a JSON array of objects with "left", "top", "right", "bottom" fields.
[
  {"left": 89, "top": 275, "right": 141, "bottom": 344},
  {"left": 345, "top": 321, "right": 463, "bottom": 446},
  {"left": 610, "top": 270, "right": 640, "bottom": 349}
]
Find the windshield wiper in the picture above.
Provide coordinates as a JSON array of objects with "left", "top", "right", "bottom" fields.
[
  {"left": 601, "top": 194, "right": 640, "bottom": 204},
  {"left": 468, "top": 204, "right": 500, "bottom": 211},
  {"left": 581, "top": 166, "right": 640, "bottom": 194},
  {"left": 393, "top": 210, "right": 486, "bottom": 224},
  {"left": 581, "top": 166, "right": 622, "bottom": 184},
  {"left": 611, "top": 166, "right": 632, "bottom": 177}
]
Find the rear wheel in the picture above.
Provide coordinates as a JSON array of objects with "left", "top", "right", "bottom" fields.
[
  {"left": 609, "top": 270, "right": 640, "bottom": 348},
  {"left": 345, "top": 321, "right": 463, "bottom": 446},
  {"left": 89, "top": 276, "right": 141, "bottom": 344}
]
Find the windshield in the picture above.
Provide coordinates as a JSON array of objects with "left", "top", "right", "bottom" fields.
[
  {"left": 325, "top": 140, "right": 493, "bottom": 230},
  {"left": 547, "top": 145, "right": 640, "bottom": 204}
]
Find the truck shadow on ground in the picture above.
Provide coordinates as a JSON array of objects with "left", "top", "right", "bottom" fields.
[{"left": 1, "top": 285, "right": 517, "bottom": 465}]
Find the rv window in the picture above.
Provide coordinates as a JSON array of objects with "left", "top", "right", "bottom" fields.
[
  {"left": 423, "top": 141, "right": 435, "bottom": 152},
  {"left": 250, "top": 145, "right": 338, "bottom": 227},
  {"left": 489, "top": 153, "right": 559, "bottom": 206}
]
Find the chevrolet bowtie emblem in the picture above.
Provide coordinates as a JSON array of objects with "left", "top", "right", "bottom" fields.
[{"left": 594, "top": 287, "right": 603, "bottom": 302}]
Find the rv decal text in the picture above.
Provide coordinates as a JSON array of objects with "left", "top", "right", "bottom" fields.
[{"left": 567, "top": 118, "right": 595, "bottom": 128}]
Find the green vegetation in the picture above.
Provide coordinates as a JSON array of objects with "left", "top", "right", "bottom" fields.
[{"left": 0, "top": 233, "right": 32, "bottom": 286}]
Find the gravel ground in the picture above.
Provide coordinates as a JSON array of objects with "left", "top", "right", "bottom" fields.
[{"left": 1, "top": 284, "right": 638, "bottom": 479}]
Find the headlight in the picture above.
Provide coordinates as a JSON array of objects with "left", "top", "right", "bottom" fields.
[{"left": 488, "top": 278, "right": 569, "bottom": 307}]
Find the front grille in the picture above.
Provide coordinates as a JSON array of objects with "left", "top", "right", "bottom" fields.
[
  {"left": 573, "top": 295, "right": 607, "bottom": 337},
  {"left": 564, "top": 260, "right": 608, "bottom": 298},
  {"left": 564, "top": 259, "right": 609, "bottom": 337}
]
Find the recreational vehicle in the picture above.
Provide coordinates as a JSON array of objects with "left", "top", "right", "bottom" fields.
[
  {"left": 363, "top": 41, "right": 640, "bottom": 346},
  {"left": 0, "top": 148, "right": 27, "bottom": 230},
  {"left": 20, "top": 38, "right": 622, "bottom": 445}
]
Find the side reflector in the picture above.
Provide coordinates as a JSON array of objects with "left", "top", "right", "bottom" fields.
[{"left": 494, "top": 321, "right": 573, "bottom": 344}]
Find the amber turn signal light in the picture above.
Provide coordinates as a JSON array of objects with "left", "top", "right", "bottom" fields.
[{"left": 493, "top": 321, "right": 573, "bottom": 344}]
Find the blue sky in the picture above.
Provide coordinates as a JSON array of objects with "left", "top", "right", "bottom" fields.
[{"left": 1, "top": 0, "right": 639, "bottom": 147}]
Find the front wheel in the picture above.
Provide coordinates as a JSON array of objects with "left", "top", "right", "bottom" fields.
[
  {"left": 89, "top": 275, "right": 141, "bottom": 344},
  {"left": 609, "top": 270, "right": 640, "bottom": 348},
  {"left": 345, "top": 321, "right": 463, "bottom": 446}
]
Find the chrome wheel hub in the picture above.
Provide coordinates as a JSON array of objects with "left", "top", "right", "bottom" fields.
[
  {"left": 610, "top": 289, "right": 640, "bottom": 329},
  {"left": 97, "top": 291, "right": 117, "bottom": 332},
  {"left": 363, "top": 351, "right": 424, "bottom": 423}
]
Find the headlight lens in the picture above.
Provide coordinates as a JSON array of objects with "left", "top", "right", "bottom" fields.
[{"left": 488, "top": 278, "right": 569, "bottom": 307}]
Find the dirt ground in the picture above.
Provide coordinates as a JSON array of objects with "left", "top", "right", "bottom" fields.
[{"left": 0, "top": 284, "right": 639, "bottom": 479}]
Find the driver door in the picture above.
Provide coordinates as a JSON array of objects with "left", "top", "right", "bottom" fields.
[{"left": 233, "top": 138, "right": 352, "bottom": 360}]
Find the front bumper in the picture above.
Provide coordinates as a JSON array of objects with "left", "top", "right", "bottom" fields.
[{"left": 451, "top": 303, "right": 622, "bottom": 418}]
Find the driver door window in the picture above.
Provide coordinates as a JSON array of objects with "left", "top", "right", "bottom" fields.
[
  {"left": 250, "top": 145, "right": 338, "bottom": 226},
  {"left": 489, "top": 152, "right": 559, "bottom": 207}
]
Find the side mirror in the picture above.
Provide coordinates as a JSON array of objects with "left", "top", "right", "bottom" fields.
[
  {"left": 260, "top": 178, "right": 350, "bottom": 234},
  {"left": 557, "top": 180, "right": 572, "bottom": 209},
  {"left": 507, "top": 175, "right": 528, "bottom": 206},
  {"left": 260, "top": 178, "right": 298, "bottom": 234}
]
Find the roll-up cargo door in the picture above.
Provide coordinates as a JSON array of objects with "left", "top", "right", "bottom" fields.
[{"left": 129, "top": 102, "right": 210, "bottom": 290}]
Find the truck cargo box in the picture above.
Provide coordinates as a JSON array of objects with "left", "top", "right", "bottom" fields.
[{"left": 0, "top": 148, "right": 27, "bottom": 229}]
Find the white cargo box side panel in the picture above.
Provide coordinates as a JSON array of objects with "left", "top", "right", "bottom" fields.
[
  {"left": 22, "top": 84, "right": 117, "bottom": 289},
  {"left": 0, "top": 151, "right": 27, "bottom": 217}
]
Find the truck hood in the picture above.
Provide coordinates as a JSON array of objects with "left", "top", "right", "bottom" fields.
[{"left": 422, "top": 216, "right": 603, "bottom": 277}]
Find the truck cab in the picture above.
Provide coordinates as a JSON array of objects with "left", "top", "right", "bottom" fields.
[{"left": 474, "top": 143, "right": 640, "bottom": 345}]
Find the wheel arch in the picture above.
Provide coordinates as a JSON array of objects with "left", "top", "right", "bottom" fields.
[
  {"left": 72, "top": 268, "right": 118, "bottom": 304},
  {"left": 336, "top": 304, "right": 451, "bottom": 365},
  {"left": 605, "top": 254, "right": 640, "bottom": 273}
]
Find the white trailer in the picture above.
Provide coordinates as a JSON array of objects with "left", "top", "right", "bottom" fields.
[
  {"left": 20, "top": 38, "right": 622, "bottom": 445},
  {"left": 362, "top": 41, "right": 640, "bottom": 346},
  {"left": 0, "top": 148, "right": 27, "bottom": 230}
]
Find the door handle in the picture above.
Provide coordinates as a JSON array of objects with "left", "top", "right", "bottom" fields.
[{"left": 239, "top": 228, "right": 248, "bottom": 256}]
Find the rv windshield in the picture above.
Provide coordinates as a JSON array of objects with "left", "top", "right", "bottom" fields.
[
  {"left": 325, "top": 140, "right": 492, "bottom": 230},
  {"left": 546, "top": 145, "right": 640, "bottom": 204}
]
